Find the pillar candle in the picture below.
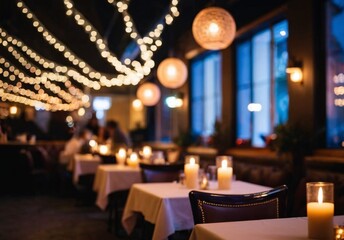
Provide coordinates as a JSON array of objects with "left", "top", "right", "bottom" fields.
[
  {"left": 217, "top": 160, "right": 233, "bottom": 190},
  {"left": 307, "top": 187, "right": 334, "bottom": 239},
  {"left": 184, "top": 157, "right": 199, "bottom": 189},
  {"left": 116, "top": 148, "right": 126, "bottom": 165}
]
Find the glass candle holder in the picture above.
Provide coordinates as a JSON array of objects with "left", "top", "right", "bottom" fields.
[
  {"left": 306, "top": 182, "right": 334, "bottom": 240},
  {"left": 184, "top": 155, "right": 200, "bottom": 189},
  {"left": 216, "top": 156, "right": 233, "bottom": 190},
  {"left": 216, "top": 155, "right": 233, "bottom": 168},
  {"left": 127, "top": 152, "right": 139, "bottom": 168}
]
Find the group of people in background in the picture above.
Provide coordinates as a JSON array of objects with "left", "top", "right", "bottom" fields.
[{"left": 59, "top": 112, "right": 132, "bottom": 166}]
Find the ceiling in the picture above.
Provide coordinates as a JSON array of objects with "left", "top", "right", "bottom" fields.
[{"left": 0, "top": 0, "right": 286, "bottom": 102}]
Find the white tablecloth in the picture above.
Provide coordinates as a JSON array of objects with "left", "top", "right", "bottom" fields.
[
  {"left": 93, "top": 164, "right": 142, "bottom": 210},
  {"left": 122, "top": 181, "right": 271, "bottom": 240},
  {"left": 68, "top": 154, "right": 101, "bottom": 184},
  {"left": 189, "top": 215, "right": 344, "bottom": 240}
]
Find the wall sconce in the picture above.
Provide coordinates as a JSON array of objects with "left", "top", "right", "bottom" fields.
[
  {"left": 132, "top": 98, "right": 143, "bottom": 111},
  {"left": 165, "top": 93, "right": 184, "bottom": 108},
  {"left": 286, "top": 58, "right": 303, "bottom": 83},
  {"left": 9, "top": 106, "right": 18, "bottom": 115}
]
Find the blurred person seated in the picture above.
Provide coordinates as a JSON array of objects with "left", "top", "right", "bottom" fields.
[
  {"left": 105, "top": 120, "right": 131, "bottom": 150},
  {"left": 59, "top": 128, "right": 93, "bottom": 166},
  {"left": 129, "top": 122, "right": 147, "bottom": 148},
  {"left": 85, "top": 112, "right": 100, "bottom": 137}
]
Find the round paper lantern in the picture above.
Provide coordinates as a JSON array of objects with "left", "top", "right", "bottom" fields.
[
  {"left": 157, "top": 58, "right": 188, "bottom": 89},
  {"left": 136, "top": 82, "right": 161, "bottom": 106},
  {"left": 192, "top": 7, "right": 236, "bottom": 50}
]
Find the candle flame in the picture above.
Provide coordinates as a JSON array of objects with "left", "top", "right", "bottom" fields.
[
  {"left": 89, "top": 139, "right": 97, "bottom": 147},
  {"left": 318, "top": 187, "right": 323, "bottom": 204},
  {"left": 99, "top": 145, "right": 109, "bottom": 155},
  {"left": 118, "top": 148, "right": 126, "bottom": 157},
  {"left": 143, "top": 146, "right": 152, "bottom": 155},
  {"left": 221, "top": 160, "right": 228, "bottom": 168},
  {"left": 130, "top": 152, "right": 138, "bottom": 161},
  {"left": 190, "top": 158, "right": 195, "bottom": 165}
]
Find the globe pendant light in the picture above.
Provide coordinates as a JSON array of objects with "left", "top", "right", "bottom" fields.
[
  {"left": 192, "top": 7, "right": 236, "bottom": 50},
  {"left": 157, "top": 58, "right": 188, "bottom": 89},
  {"left": 136, "top": 82, "right": 161, "bottom": 106}
]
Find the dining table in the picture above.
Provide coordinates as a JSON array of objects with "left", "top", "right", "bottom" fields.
[
  {"left": 93, "top": 164, "right": 142, "bottom": 210},
  {"left": 188, "top": 215, "right": 344, "bottom": 240},
  {"left": 67, "top": 153, "right": 101, "bottom": 184},
  {"left": 121, "top": 180, "right": 271, "bottom": 240}
]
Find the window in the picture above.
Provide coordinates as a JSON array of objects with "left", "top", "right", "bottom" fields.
[
  {"left": 191, "top": 51, "right": 222, "bottom": 137},
  {"left": 326, "top": 0, "right": 344, "bottom": 148},
  {"left": 236, "top": 20, "right": 289, "bottom": 147}
]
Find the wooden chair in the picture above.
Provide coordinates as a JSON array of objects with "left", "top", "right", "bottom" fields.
[
  {"left": 189, "top": 185, "right": 288, "bottom": 224},
  {"left": 139, "top": 162, "right": 184, "bottom": 183}
]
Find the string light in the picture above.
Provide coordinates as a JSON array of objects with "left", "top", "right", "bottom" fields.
[
  {"left": 0, "top": 38, "right": 87, "bottom": 100},
  {"left": 15, "top": 0, "right": 180, "bottom": 87},
  {"left": 0, "top": 0, "right": 181, "bottom": 109},
  {"left": 16, "top": 1, "right": 133, "bottom": 87},
  {"left": 0, "top": 27, "right": 101, "bottom": 90},
  {"left": 0, "top": 58, "right": 86, "bottom": 105}
]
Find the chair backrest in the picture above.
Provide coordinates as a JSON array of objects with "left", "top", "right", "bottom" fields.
[
  {"left": 189, "top": 185, "right": 288, "bottom": 224},
  {"left": 139, "top": 162, "right": 184, "bottom": 183}
]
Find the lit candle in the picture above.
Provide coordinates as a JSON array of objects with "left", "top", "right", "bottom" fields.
[
  {"left": 184, "top": 156, "right": 200, "bottom": 189},
  {"left": 116, "top": 148, "right": 126, "bottom": 165},
  {"left": 89, "top": 139, "right": 98, "bottom": 153},
  {"left": 217, "top": 159, "right": 233, "bottom": 190},
  {"left": 307, "top": 183, "right": 334, "bottom": 239},
  {"left": 127, "top": 152, "right": 139, "bottom": 168},
  {"left": 99, "top": 144, "right": 109, "bottom": 155},
  {"left": 200, "top": 174, "right": 209, "bottom": 190},
  {"left": 142, "top": 146, "right": 152, "bottom": 161}
]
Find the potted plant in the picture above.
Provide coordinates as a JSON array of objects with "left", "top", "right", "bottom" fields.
[{"left": 209, "top": 120, "right": 232, "bottom": 155}]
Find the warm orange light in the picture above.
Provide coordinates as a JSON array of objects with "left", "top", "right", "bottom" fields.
[
  {"left": 318, "top": 187, "right": 323, "bottom": 204},
  {"left": 157, "top": 58, "right": 188, "bottom": 89},
  {"left": 136, "top": 82, "right": 161, "bottom": 106},
  {"left": 192, "top": 7, "right": 236, "bottom": 50},
  {"left": 132, "top": 99, "right": 143, "bottom": 111},
  {"left": 286, "top": 67, "right": 303, "bottom": 83}
]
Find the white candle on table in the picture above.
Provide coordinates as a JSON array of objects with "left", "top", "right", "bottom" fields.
[
  {"left": 142, "top": 146, "right": 152, "bottom": 160},
  {"left": 184, "top": 157, "right": 199, "bottom": 189},
  {"left": 99, "top": 144, "right": 109, "bottom": 155},
  {"left": 217, "top": 159, "right": 233, "bottom": 190},
  {"left": 89, "top": 139, "right": 98, "bottom": 153},
  {"left": 307, "top": 187, "right": 334, "bottom": 239},
  {"left": 116, "top": 148, "right": 127, "bottom": 165},
  {"left": 127, "top": 152, "right": 139, "bottom": 167}
]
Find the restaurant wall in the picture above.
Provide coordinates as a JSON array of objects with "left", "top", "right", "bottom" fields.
[
  {"left": 287, "top": 0, "right": 326, "bottom": 139},
  {"left": 161, "top": 0, "right": 326, "bottom": 147},
  {"left": 105, "top": 95, "right": 133, "bottom": 135}
]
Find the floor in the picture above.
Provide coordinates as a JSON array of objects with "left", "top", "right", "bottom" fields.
[{"left": 0, "top": 194, "right": 126, "bottom": 240}]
